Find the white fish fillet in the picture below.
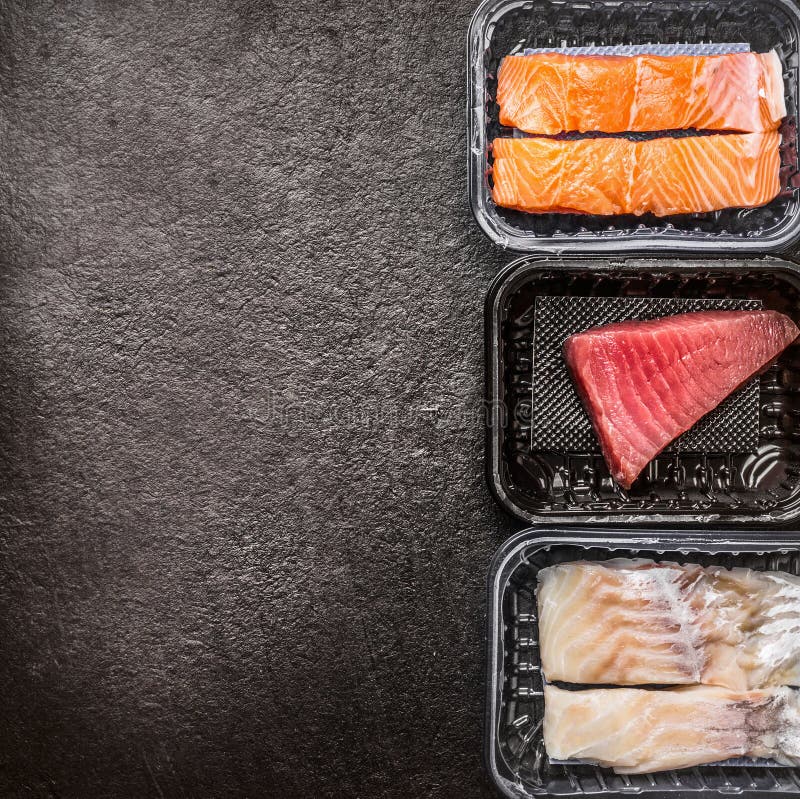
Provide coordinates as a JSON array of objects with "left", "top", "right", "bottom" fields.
[
  {"left": 537, "top": 559, "right": 800, "bottom": 689},
  {"left": 544, "top": 684, "right": 800, "bottom": 774}
]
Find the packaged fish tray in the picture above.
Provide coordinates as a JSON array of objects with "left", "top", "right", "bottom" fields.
[
  {"left": 467, "top": 0, "right": 800, "bottom": 253},
  {"left": 485, "top": 255, "right": 800, "bottom": 526},
  {"left": 486, "top": 528, "right": 800, "bottom": 798}
]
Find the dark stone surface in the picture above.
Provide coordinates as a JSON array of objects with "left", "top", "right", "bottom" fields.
[{"left": 0, "top": 1, "right": 518, "bottom": 797}]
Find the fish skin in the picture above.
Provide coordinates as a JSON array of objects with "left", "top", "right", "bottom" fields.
[
  {"left": 498, "top": 50, "right": 786, "bottom": 135},
  {"left": 537, "top": 559, "right": 800, "bottom": 690},
  {"left": 490, "top": 132, "right": 781, "bottom": 216},
  {"left": 543, "top": 683, "right": 800, "bottom": 774},
  {"left": 562, "top": 309, "right": 799, "bottom": 489}
]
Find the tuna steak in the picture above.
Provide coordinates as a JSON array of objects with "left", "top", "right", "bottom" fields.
[{"left": 563, "top": 309, "right": 799, "bottom": 489}]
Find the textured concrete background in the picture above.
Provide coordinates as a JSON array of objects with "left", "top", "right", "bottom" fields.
[{"left": 0, "top": 1, "right": 518, "bottom": 797}]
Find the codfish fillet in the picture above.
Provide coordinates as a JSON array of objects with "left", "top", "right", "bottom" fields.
[
  {"left": 491, "top": 133, "right": 781, "bottom": 216},
  {"left": 563, "top": 309, "right": 799, "bottom": 489},
  {"left": 497, "top": 50, "right": 786, "bottom": 135},
  {"left": 543, "top": 684, "right": 800, "bottom": 774},
  {"left": 537, "top": 559, "right": 800, "bottom": 690}
]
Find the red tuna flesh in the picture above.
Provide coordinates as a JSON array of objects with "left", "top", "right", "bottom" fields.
[{"left": 563, "top": 310, "right": 799, "bottom": 490}]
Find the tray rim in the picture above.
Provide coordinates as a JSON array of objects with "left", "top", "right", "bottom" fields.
[
  {"left": 484, "top": 254, "right": 800, "bottom": 528},
  {"left": 467, "top": 0, "right": 800, "bottom": 255},
  {"left": 485, "top": 528, "right": 800, "bottom": 799}
]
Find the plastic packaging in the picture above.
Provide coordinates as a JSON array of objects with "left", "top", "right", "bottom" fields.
[
  {"left": 467, "top": 0, "right": 800, "bottom": 253},
  {"left": 485, "top": 528, "right": 800, "bottom": 798},
  {"left": 485, "top": 255, "right": 800, "bottom": 526}
]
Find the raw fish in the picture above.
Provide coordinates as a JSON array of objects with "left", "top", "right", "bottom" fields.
[
  {"left": 537, "top": 559, "right": 800, "bottom": 689},
  {"left": 497, "top": 50, "right": 786, "bottom": 135},
  {"left": 562, "top": 309, "right": 798, "bottom": 489},
  {"left": 543, "top": 683, "right": 800, "bottom": 774},
  {"left": 490, "top": 133, "right": 781, "bottom": 216}
]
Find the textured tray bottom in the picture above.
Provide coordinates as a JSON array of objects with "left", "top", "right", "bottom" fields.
[
  {"left": 494, "top": 540, "right": 800, "bottom": 796},
  {"left": 531, "top": 295, "right": 762, "bottom": 453}
]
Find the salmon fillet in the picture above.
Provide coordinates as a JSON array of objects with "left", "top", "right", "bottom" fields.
[
  {"left": 562, "top": 309, "right": 799, "bottom": 489},
  {"left": 491, "top": 132, "right": 781, "bottom": 216},
  {"left": 498, "top": 50, "right": 786, "bottom": 135},
  {"left": 537, "top": 559, "right": 800, "bottom": 690},
  {"left": 543, "top": 684, "right": 800, "bottom": 774}
]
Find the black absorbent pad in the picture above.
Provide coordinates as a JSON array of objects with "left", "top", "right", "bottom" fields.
[{"left": 531, "top": 296, "right": 762, "bottom": 453}]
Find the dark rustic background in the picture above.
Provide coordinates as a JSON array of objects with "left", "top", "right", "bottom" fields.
[{"left": 0, "top": 1, "right": 518, "bottom": 797}]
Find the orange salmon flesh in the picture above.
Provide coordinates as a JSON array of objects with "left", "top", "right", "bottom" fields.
[
  {"left": 497, "top": 50, "right": 786, "bottom": 135},
  {"left": 490, "top": 132, "right": 781, "bottom": 216}
]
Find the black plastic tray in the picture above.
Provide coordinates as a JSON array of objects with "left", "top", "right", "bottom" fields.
[
  {"left": 467, "top": 0, "right": 800, "bottom": 253},
  {"left": 486, "top": 529, "right": 800, "bottom": 798},
  {"left": 485, "top": 256, "right": 800, "bottom": 527}
]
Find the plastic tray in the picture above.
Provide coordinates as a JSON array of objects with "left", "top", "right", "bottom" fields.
[
  {"left": 485, "top": 255, "right": 800, "bottom": 527},
  {"left": 486, "top": 529, "right": 800, "bottom": 798},
  {"left": 467, "top": 0, "right": 800, "bottom": 254}
]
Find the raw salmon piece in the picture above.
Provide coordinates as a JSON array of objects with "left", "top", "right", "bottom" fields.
[
  {"left": 562, "top": 309, "right": 799, "bottom": 489},
  {"left": 543, "top": 684, "right": 800, "bottom": 774},
  {"left": 498, "top": 50, "right": 786, "bottom": 135},
  {"left": 491, "top": 132, "right": 781, "bottom": 216},
  {"left": 537, "top": 559, "right": 800, "bottom": 690}
]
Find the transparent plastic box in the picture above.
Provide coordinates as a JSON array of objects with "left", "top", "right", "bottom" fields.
[
  {"left": 486, "top": 529, "right": 800, "bottom": 798},
  {"left": 485, "top": 256, "right": 800, "bottom": 526},
  {"left": 467, "top": 0, "right": 800, "bottom": 253},
  {"left": 471, "top": 5, "right": 800, "bottom": 794}
]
